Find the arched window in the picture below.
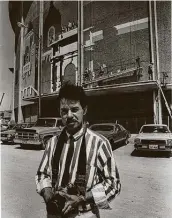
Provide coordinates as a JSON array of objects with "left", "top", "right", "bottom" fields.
[
  {"left": 63, "top": 63, "right": 76, "bottom": 85},
  {"left": 47, "top": 26, "right": 55, "bottom": 47}
]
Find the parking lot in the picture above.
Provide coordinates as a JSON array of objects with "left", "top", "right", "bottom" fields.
[{"left": 1, "top": 136, "right": 172, "bottom": 218}]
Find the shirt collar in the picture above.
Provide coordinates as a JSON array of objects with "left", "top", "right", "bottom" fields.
[{"left": 66, "top": 126, "right": 86, "bottom": 141}]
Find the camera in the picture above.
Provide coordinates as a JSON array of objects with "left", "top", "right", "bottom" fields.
[
  {"left": 46, "top": 193, "right": 66, "bottom": 215},
  {"left": 47, "top": 184, "right": 79, "bottom": 215}
]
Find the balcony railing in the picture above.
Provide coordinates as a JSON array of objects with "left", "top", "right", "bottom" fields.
[{"left": 83, "top": 67, "right": 143, "bottom": 88}]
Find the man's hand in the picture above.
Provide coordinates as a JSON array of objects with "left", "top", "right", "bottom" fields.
[
  {"left": 41, "top": 187, "right": 54, "bottom": 204},
  {"left": 58, "top": 191, "right": 84, "bottom": 215}
]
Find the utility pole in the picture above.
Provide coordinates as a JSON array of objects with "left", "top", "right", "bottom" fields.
[{"left": 0, "top": 93, "right": 5, "bottom": 106}]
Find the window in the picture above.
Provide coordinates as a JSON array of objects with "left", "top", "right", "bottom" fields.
[
  {"left": 115, "top": 125, "right": 121, "bottom": 132},
  {"left": 35, "top": 118, "right": 56, "bottom": 127},
  {"left": 91, "top": 125, "right": 114, "bottom": 132},
  {"left": 140, "top": 125, "right": 170, "bottom": 133},
  {"left": 47, "top": 26, "right": 55, "bottom": 47},
  {"left": 56, "top": 119, "right": 63, "bottom": 128}
]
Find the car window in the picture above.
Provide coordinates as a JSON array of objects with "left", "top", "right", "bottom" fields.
[
  {"left": 140, "top": 126, "right": 170, "bottom": 133},
  {"left": 16, "top": 123, "right": 27, "bottom": 128},
  {"left": 6, "top": 125, "right": 15, "bottom": 130},
  {"left": 119, "top": 125, "right": 125, "bottom": 131},
  {"left": 21, "top": 124, "right": 26, "bottom": 128},
  {"left": 56, "top": 119, "right": 63, "bottom": 128},
  {"left": 35, "top": 119, "right": 56, "bottom": 127},
  {"left": 116, "top": 125, "right": 122, "bottom": 132},
  {"left": 14, "top": 124, "right": 22, "bottom": 129},
  {"left": 91, "top": 125, "right": 114, "bottom": 131}
]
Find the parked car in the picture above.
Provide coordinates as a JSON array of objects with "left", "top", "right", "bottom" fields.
[
  {"left": 89, "top": 123, "right": 130, "bottom": 148},
  {"left": 14, "top": 117, "right": 63, "bottom": 149},
  {"left": 1, "top": 123, "right": 34, "bottom": 144},
  {"left": 1, "top": 124, "right": 9, "bottom": 132},
  {"left": 134, "top": 124, "right": 172, "bottom": 153}
]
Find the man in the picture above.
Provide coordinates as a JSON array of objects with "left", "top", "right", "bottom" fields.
[
  {"left": 35, "top": 83, "right": 121, "bottom": 218},
  {"left": 148, "top": 63, "right": 153, "bottom": 80}
]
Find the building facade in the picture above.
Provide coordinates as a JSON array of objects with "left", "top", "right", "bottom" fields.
[{"left": 9, "top": 1, "right": 172, "bottom": 133}]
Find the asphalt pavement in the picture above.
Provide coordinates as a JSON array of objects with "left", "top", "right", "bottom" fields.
[{"left": 1, "top": 135, "right": 172, "bottom": 218}]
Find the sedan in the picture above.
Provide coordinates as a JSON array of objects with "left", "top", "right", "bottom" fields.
[
  {"left": 1, "top": 123, "right": 34, "bottom": 144},
  {"left": 134, "top": 124, "right": 172, "bottom": 153},
  {"left": 89, "top": 123, "right": 130, "bottom": 149}
]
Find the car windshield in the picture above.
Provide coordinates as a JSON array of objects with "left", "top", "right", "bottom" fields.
[
  {"left": 35, "top": 119, "right": 56, "bottom": 127},
  {"left": 10, "top": 124, "right": 23, "bottom": 129},
  {"left": 13, "top": 124, "right": 22, "bottom": 129},
  {"left": 91, "top": 125, "right": 114, "bottom": 131},
  {"left": 140, "top": 126, "right": 170, "bottom": 133}
]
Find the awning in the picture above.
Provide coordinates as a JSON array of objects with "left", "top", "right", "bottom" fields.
[
  {"left": 22, "top": 92, "right": 58, "bottom": 102},
  {"left": 14, "top": 100, "right": 35, "bottom": 109},
  {"left": 23, "top": 80, "right": 159, "bottom": 102},
  {"left": 85, "top": 80, "right": 158, "bottom": 96}
]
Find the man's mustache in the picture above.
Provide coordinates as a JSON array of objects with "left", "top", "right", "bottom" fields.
[{"left": 66, "top": 119, "right": 76, "bottom": 124}]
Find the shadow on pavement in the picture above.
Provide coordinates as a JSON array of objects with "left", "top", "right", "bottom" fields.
[
  {"left": 15, "top": 145, "right": 43, "bottom": 151},
  {"left": 131, "top": 149, "right": 171, "bottom": 158},
  {"left": 111, "top": 142, "right": 127, "bottom": 151},
  {"left": 1, "top": 142, "right": 15, "bottom": 145}
]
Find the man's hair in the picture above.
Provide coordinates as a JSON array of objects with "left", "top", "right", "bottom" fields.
[{"left": 59, "top": 82, "right": 87, "bottom": 108}]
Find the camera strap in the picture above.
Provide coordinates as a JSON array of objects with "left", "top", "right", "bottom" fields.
[
  {"left": 52, "top": 127, "right": 68, "bottom": 188},
  {"left": 52, "top": 125, "right": 87, "bottom": 191}
]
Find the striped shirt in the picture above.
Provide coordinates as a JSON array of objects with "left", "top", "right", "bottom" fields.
[{"left": 35, "top": 127, "right": 121, "bottom": 209}]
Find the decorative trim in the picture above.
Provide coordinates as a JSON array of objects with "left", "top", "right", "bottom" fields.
[
  {"left": 22, "top": 86, "right": 38, "bottom": 99},
  {"left": 114, "top": 17, "right": 148, "bottom": 35}
]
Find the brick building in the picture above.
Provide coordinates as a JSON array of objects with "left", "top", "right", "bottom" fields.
[{"left": 9, "top": 1, "right": 172, "bottom": 132}]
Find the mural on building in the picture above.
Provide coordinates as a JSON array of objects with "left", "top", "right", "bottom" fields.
[{"left": 22, "top": 30, "right": 37, "bottom": 99}]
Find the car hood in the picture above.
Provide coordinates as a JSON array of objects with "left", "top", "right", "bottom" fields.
[
  {"left": 1, "top": 129, "right": 15, "bottom": 135},
  {"left": 18, "top": 126, "right": 61, "bottom": 134},
  {"left": 136, "top": 133, "right": 172, "bottom": 140}
]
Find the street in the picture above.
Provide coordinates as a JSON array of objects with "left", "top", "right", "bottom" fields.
[{"left": 1, "top": 136, "right": 172, "bottom": 218}]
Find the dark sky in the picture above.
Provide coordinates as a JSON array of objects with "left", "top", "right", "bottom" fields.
[{"left": 0, "top": 1, "right": 15, "bottom": 111}]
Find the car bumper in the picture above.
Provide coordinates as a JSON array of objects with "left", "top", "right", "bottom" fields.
[
  {"left": 134, "top": 144, "right": 171, "bottom": 152},
  {"left": 1, "top": 137, "right": 14, "bottom": 143},
  {"left": 14, "top": 138, "right": 42, "bottom": 145}
]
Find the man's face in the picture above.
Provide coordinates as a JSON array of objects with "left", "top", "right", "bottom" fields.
[{"left": 60, "top": 98, "right": 87, "bottom": 134}]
